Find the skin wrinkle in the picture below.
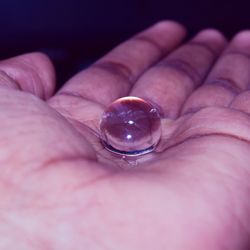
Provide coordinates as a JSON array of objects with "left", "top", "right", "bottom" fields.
[
  {"left": 38, "top": 155, "right": 97, "bottom": 171},
  {"left": 181, "top": 105, "right": 206, "bottom": 115},
  {"left": 68, "top": 116, "right": 160, "bottom": 167},
  {"left": 0, "top": 67, "right": 20, "bottom": 85},
  {"left": 52, "top": 94, "right": 102, "bottom": 129},
  {"left": 17, "top": 57, "right": 46, "bottom": 99},
  {"left": 0, "top": 63, "right": 41, "bottom": 97},
  {"left": 63, "top": 119, "right": 250, "bottom": 170},
  {"left": 67, "top": 116, "right": 101, "bottom": 140},
  {"left": 48, "top": 94, "right": 77, "bottom": 118},
  {"left": 158, "top": 137, "right": 250, "bottom": 248},
  {"left": 130, "top": 31, "right": 226, "bottom": 121},
  {"left": 69, "top": 171, "right": 117, "bottom": 193},
  {"left": 160, "top": 107, "right": 250, "bottom": 152},
  {"left": 227, "top": 90, "right": 242, "bottom": 109},
  {"left": 179, "top": 48, "right": 250, "bottom": 115},
  {"left": 17, "top": 53, "right": 55, "bottom": 99},
  {"left": 204, "top": 51, "right": 250, "bottom": 94},
  {"left": 48, "top": 95, "right": 104, "bottom": 147},
  {"left": 8, "top": 181, "right": 100, "bottom": 212},
  {"left": 0, "top": 177, "right": 114, "bottom": 249},
  {"left": 182, "top": 83, "right": 246, "bottom": 114},
  {"left": 92, "top": 60, "right": 134, "bottom": 84},
  {"left": 54, "top": 22, "right": 186, "bottom": 112},
  {"left": 58, "top": 90, "right": 107, "bottom": 108},
  {"left": 2, "top": 162, "right": 113, "bottom": 213},
  {"left": 3, "top": 25, "right": 250, "bottom": 249},
  {"left": 36, "top": 156, "right": 119, "bottom": 193},
  {"left": 195, "top": 50, "right": 250, "bottom": 94},
  {"left": 181, "top": 86, "right": 237, "bottom": 115},
  {"left": 49, "top": 98, "right": 250, "bottom": 167},
  {"left": 225, "top": 50, "right": 250, "bottom": 60},
  {"left": 133, "top": 35, "right": 166, "bottom": 58},
  {"left": 0, "top": 70, "right": 20, "bottom": 90},
  {"left": 55, "top": 113, "right": 104, "bottom": 155},
  {"left": 175, "top": 63, "right": 224, "bottom": 116},
  {"left": 1, "top": 115, "right": 250, "bottom": 248},
  {"left": 206, "top": 78, "right": 242, "bottom": 94},
  {"left": 158, "top": 58, "right": 202, "bottom": 85},
  {"left": 158, "top": 132, "right": 250, "bottom": 154},
  {"left": 188, "top": 41, "right": 219, "bottom": 57},
  {"left": 95, "top": 159, "right": 240, "bottom": 249},
  {"left": 229, "top": 96, "right": 250, "bottom": 115}
]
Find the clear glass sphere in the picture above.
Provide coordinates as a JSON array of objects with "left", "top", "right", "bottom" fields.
[{"left": 100, "top": 96, "right": 161, "bottom": 156}]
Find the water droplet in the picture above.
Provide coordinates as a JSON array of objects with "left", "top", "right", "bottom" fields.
[{"left": 100, "top": 96, "right": 161, "bottom": 156}]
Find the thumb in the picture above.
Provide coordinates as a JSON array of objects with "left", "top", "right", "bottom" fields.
[{"left": 0, "top": 52, "right": 56, "bottom": 99}]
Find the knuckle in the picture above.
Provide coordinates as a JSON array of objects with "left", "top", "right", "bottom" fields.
[
  {"left": 93, "top": 60, "right": 133, "bottom": 82},
  {"left": 206, "top": 77, "right": 241, "bottom": 94},
  {"left": 160, "top": 58, "right": 201, "bottom": 84},
  {"left": 133, "top": 35, "right": 164, "bottom": 56}
]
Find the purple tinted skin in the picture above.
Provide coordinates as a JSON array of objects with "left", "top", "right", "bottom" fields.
[
  {"left": 100, "top": 97, "right": 161, "bottom": 155},
  {"left": 2, "top": 22, "right": 250, "bottom": 249}
]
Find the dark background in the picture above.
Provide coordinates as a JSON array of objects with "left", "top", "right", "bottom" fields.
[{"left": 0, "top": 0, "right": 249, "bottom": 87}]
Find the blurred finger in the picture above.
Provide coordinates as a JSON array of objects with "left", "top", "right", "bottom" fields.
[
  {"left": 54, "top": 21, "right": 186, "bottom": 106},
  {"left": 130, "top": 29, "right": 226, "bottom": 118},
  {"left": 0, "top": 52, "right": 56, "bottom": 99},
  {"left": 182, "top": 31, "right": 250, "bottom": 114}
]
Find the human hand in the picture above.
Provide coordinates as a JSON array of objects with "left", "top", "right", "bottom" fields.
[{"left": 0, "top": 21, "right": 250, "bottom": 249}]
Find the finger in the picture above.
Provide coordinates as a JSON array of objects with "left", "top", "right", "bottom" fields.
[
  {"left": 0, "top": 52, "right": 56, "bottom": 99},
  {"left": 130, "top": 29, "right": 226, "bottom": 118},
  {"left": 230, "top": 91, "right": 250, "bottom": 115},
  {"left": 54, "top": 21, "right": 186, "bottom": 106},
  {"left": 182, "top": 31, "right": 250, "bottom": 114}
]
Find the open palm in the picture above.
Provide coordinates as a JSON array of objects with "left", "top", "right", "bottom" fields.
[{"left": 1, "top": 21, "right": 250, "bottom": 249}]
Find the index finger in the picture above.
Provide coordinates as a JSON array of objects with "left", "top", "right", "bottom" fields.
[{"left": 51, "top": 21, "right": 186, "bottom": 106}]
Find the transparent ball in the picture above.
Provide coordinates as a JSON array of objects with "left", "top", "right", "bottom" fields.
[{"left": 100, "top": 96, "right": 161, "bottom": 156}]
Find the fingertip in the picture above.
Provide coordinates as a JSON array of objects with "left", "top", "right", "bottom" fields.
[
  {"left": 0, "top": 52, "right": 56, "bottom": 99},
  {"left": 192, "top": 28, "right": 227, "bottom": 53},
  {"left": 197, "top": 28, "right": 226, "bottom": 41},
  {"left": 18, "top": 52, "right": 56, "bottom": 98},
  {"left": 153, "top": 20, "right": 187, "bottom": 35},
  {"left": 230, "top": 30, "right": 250, "bottom": 50},
  {"left": 151, "top": 20, "right": 187, "bottom": 42},
  {"left": 140, "top": 20, "right": 186, "bottom": 52},
  {"left": 232, "top": 30, "right": 250, "bottom": 40}
]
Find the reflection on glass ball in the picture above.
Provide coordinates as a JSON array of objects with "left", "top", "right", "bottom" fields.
[{"left": 100, "top": 96, "right": 161, "bottom": 156}]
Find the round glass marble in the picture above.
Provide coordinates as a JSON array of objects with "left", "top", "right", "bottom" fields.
[{"left": 100, "top": 96, "right": 161, "bottom": 156}]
